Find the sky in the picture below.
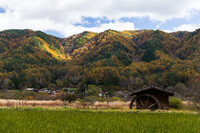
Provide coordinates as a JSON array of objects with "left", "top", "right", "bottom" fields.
[{"left": 0, "top": 0, "right": 200, "bottom": 38}]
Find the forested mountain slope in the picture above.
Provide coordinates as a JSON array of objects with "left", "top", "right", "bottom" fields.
[{"left": 0, "top": 29, "right": 200, "bottom": 92}]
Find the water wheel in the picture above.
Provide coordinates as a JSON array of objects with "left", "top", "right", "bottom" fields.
[{"left": 130, "top": 94, "right": 161, "bottom": 109}]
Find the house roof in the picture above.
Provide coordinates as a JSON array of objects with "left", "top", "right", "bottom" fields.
[
  {"left": 130, "top": 86, "right": 174, "bottom": 96},
  {"left": 26, "top": 88, "right": 34, "bottom": 91}
]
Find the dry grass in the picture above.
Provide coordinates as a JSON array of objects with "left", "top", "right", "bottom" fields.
[
  {"left": 0, "top": 99, "right": 63, "bottom": 108},
  {"left": 0, "top": 99, "right": 131, "bottom": 109}
]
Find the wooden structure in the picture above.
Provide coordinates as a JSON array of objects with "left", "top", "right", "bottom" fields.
[{"left": 130, "top": 86, "right": 174, "bottom": 110}]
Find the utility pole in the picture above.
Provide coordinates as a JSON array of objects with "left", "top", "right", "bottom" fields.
[
  {"left": 84, "top": 85, "right": 86, "bottom": 102},
  {"left": 12, "top": 84, "right": 14, "bottom": 99}
]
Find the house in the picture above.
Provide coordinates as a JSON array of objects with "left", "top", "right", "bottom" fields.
[
  {"left": 26, "top": 88, "right": 34, "bottom": 91},
  {"left": 25, "top": 88, "right": 38, "bottom": 92},
  {"left": 129, "top": 86, "right": 174, "bottom": 110},
  {"left": 63, "top": 88, "right": 77, "bottom": 94}
]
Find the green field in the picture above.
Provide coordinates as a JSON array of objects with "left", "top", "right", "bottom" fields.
[{"left": 0, "top": 108, "right": 200, "bottom": 133}]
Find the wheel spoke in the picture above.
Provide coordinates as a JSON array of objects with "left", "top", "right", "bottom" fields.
[
  {"left": 146, "top": 96, "right": 149, "bottom": 106},
  {"left": 139, "top": 97, "right": 144, "bottom": 107},
  {"left": 148, "top": 103, "right": 157, "bottom": 108}
]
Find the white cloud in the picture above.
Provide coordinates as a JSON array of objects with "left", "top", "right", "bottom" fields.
[
  {"left": 65, "top": 21, "right": 135, "bottom": 36},
  {"left": 1, "top": 0, "right": 200, "bottom": 36},
  {"left": 173, "top": 24, "right": 200, "bottom": 32}
]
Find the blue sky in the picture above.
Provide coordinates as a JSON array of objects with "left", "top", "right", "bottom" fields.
[
  {"left": 0, "top": 0, "right": 200, "bottom": 37},
  {"left": 0, "top": 7, "right": 5, "bottom": 13}
]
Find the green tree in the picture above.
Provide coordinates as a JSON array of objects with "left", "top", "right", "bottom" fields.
[{"left": 86, "top": 85, "right": 102, "bottom": 96}]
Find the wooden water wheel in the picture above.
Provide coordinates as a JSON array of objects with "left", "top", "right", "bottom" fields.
[{"left": 130, "top": 94, "right": 161, "bottom": 109}]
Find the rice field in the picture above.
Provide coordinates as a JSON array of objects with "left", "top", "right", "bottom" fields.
[{"left": 0, "top": 108, "right": 200, "bottom": 133}]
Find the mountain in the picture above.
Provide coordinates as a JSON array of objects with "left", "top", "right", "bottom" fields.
[
  {"left": 176, "top": 29, "right": 200, "bottom": 60},
  {"left": 0, "top": 29, "right": 67, "bottom": 71},
  {"left": 0, "top": 28, "right": 200, "bottom": 91},
  {"left": 63, "top": 29, "right": 183, "bottom": 68}
]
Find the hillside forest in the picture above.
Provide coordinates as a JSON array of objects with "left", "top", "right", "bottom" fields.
[{"left": 0, "top": 29, "right": 200, "bottom": 97}]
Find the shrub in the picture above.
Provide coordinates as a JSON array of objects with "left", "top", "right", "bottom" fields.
[
  {"left": 34, "top": 93, "right": 53, "bottom": 100},
  {"left": 169, "top": 97, "right": 183, "bottom": 109},
  {"left": 110, "top": 97, "right": 123, "bottom": 102},
  {"left": 76, "top": 98, "right": 84, "bottom": 103},
  {"left": 56, "top": 92, "right": 77, "bottom": 103},
  {"left": 66, "top": 94, "right": 77, "bottom": 103},
  {"left": 97, "top": 97, "right": 105, "bottom": 102},
  {"left": 86, "top": 96, "right": 98, "bottom": 105},
  {"left": 24, "top": 96, "right": 34, "bottom": 100}
]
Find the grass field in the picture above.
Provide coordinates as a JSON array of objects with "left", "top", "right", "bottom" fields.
[{"left": 0, "top": 108, "right": 200, "bottom": 133}]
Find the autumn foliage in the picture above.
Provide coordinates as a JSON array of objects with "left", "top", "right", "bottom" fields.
[{"left": 0, "top": 29, "right": 200, "bottom": 93}]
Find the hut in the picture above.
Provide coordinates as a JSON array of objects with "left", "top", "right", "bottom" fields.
[{"left": 130, "top": 86, "right": 174, "bottom": 110}]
